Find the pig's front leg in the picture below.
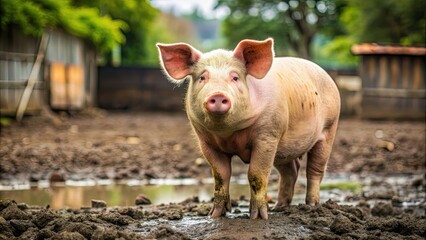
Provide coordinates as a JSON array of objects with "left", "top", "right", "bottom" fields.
[
  {"left": 199, "top": 141, "right": 232, "bottom": 218},
  {"left": 248, "top": 137, "right": 278, "bottom": 220}
]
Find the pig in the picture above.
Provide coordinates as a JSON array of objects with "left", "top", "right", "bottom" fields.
[{"left": 156, "top": 38, "right": 340, "bottom": 220}]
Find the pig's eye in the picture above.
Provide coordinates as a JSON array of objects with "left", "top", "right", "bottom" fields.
[
  {"left": 232, "top": 76, "right": 239, "bottom": 81},
  {"left": 199, "top": 76, "right": 206, "bottom": 81}
]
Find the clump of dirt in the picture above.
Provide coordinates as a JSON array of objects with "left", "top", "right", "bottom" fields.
[
  {"left": 0, "top": 200, "right": 142, "bottom": 239},
  {"left": 1, "top": 196, "right": 425, "bottom": 240},
  {"left": 147, "top": 225, "right": 190, "bottom": 240},
  {"left": 329, "top": 214, "right": 358, "bottom": 234},
  {"left": 371, "top": 201, "right": 397, "bottom": 217}
]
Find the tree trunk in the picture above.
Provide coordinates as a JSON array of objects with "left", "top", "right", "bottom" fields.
[{"left": 299, "top": 35, "right": 313, "bottom": 60}]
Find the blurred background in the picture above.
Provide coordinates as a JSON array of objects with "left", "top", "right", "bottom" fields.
[{"left": 0, "top": 0, "right": 424, "bottom": 118}]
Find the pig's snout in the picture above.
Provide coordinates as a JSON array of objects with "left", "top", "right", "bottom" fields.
[{"left": 204, "top": 93, "right": 231, "bottom": 115}]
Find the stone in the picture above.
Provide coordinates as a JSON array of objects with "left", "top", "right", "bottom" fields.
[
  {"left": 135, "top": 194, "right": 151, "bottom": 205},
  {"left": 91, "top": 199, "right": 107, "bottom": 208}
]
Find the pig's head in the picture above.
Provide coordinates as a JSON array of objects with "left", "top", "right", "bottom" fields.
[{"left": 157, "top": 38, "right": 274, "bottom": 133}]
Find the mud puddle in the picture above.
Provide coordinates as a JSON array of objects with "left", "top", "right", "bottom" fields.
[
  {"left": 0, "top": 179, "right": 247, "bottom": 209},
  {"left": 0, "top": 174, "right": 363, "bottom": 210},
  {"left": 1, "top": 174, "right": 423, "bottom": 210}
]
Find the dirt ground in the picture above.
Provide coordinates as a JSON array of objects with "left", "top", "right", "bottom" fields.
[{"left": 0, "top": 111, "right": 425, "bottom": 239}]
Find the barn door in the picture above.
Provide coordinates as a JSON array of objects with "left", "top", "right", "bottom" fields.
[{"left": 50, "top": 62, "right": 84, "bottom": 109}]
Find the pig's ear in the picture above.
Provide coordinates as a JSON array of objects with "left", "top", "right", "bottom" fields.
[
  {"left": 156, "top": 43, "right": 202, "bottom": 82},
  {"left": 233, "top": 38, "right": 274, "bottom": 79}
]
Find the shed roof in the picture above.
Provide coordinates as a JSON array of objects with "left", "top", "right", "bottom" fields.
[{"left": 351, "top": 43, "right": 426, "bottom": 56}]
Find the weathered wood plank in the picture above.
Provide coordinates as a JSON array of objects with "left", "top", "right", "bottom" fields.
[{"left": 363, "top": 88, "right": 426, "bottom": 98}]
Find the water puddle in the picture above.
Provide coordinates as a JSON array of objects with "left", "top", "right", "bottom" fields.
[
  {"left": 0, "top": 174, "right": 422, "bottom": 210},
  {"left": 0, "top": 178, "right": 250, "bottom": 209},
  {"left": 0, "top": 179, "right": 319, "bottom": 209}
]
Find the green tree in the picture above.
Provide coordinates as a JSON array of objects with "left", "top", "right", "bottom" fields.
[
  {"left": 0, "top": 0, "right": 127, "bottom": 52},
  {"left": 341, "top": 0, "right": 425, "bottom": 45},
  {"left": 216, "top": 0, "right": 343, "bottom": 59},
  {"left": 322, "top": 0, "right": 425, "bottom": 66},
  {"left": 72, "top": 0, "right": 159, "bottom": 66}
]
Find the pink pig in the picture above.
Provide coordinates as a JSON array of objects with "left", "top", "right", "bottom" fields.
[{"left": 157, "top": 38, "right": 340, "bottom": 219}]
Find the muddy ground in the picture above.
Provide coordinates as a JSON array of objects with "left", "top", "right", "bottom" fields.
[{"left": 0, "top": 111, "right": 425, "bottom": 239}]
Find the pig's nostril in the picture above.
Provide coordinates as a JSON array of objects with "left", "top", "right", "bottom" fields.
[{"left": 205, "top": 93, "right": 231, "bottom": 114}]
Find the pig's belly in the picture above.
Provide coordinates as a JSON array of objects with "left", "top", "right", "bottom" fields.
[{"left": 276, "top": 131, "right": 322, "bottom": 161}]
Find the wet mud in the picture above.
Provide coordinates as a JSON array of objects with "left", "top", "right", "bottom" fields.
[
  {"left": 1, "top": 112, "right": 424, "bottom": 182},
  {"left": 1, "top": 191, "right": 425, "bottom": 240},
  {"left": 0, "top": 112, "right": 425, "bottom": 239}
]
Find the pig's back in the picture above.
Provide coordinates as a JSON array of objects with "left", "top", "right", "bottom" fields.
[
  {"left": 269, "top": 57, "right": 340, "bottom": 118},
  {"left": 271, "top": 57, "right": 338, "bottom": 95}
]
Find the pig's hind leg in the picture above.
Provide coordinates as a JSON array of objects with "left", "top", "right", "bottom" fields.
[
  {"left": 272, "top": 157, "right": 301, "bottom": 211},
  {"left": 305, "top": 120, "right": 338, "bottom": 205}
]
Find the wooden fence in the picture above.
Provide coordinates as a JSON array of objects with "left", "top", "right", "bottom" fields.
[
  {"left": 98, "top": 67, "right": 361, "bottom": 115},
  {"left": 97, "top": 66, "right": 186, "bottom": 111}
]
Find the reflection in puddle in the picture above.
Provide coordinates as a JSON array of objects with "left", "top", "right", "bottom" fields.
[
  {"left": 0, "top": 180, "right": 336, "bottom": 209},
  {"left": 0, "top": 180, "right": 252, "bottom": 209}
]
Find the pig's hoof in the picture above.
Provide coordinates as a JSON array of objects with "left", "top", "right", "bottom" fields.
[
  {"left": 306, "top": 198, "right": 319, "bottom": 206},
  {"left": 209, "top": 196, "right": 231, "bottom": 218},
  {"left": 250, "top": 205, "right": 268, "bottom": 219},
  {"left": 271, "top": 204, "right": 287, "bottom": 212},
  {"left": 249, "top": 200, "right": 269, "bottom": 219},
  {"left": 209, "top": 205, "right": 227, "bottom": 218},
  {"left": 272, "top": 199, "right": 291, "bottom": 212}
]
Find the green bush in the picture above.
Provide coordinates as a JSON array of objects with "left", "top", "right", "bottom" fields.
[{"left": 0, "top": 0, "right": 127, "bottom": 51}]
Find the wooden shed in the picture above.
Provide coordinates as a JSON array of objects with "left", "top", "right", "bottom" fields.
[
  {"left": 0, "top": 27, "right": 97, "bottom": 116},
  {"left": 351, "top": 43, "right": 425, "bottom": 119}
]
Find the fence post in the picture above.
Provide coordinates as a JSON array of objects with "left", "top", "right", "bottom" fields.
[{"left": 16, "top": 32, "right": 50, "bottom": 121}]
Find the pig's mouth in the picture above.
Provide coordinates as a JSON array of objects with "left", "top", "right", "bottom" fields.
[{"left": 206, "top": 108, "right": 229, "bottom": 116}]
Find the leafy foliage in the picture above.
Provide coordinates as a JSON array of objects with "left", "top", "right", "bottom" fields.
[
  {"left": 143, "top": 12, "right": 201, "bottom": 66},
  {"left": 73, "top": 0, "right": 159, "bottom": 66},
  {"left": 321, "top": 0, "right": 425, "bottom": 66},
  {"left": 0, "top": 0, "right": 127, "bottom": 51},
  {"left": 217, "top": 0, "right": 342, "bottom": 59},
  {"left": 341, "top": 0, "right": 425, "bottom": 45}
]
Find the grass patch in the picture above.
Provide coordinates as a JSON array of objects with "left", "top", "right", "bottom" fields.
[
  {"left": 320, "top": 182, "right": 362, "bottom": 193},
  {"left": 0, "top": 117, "right": 12, "bottom": 127}
]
